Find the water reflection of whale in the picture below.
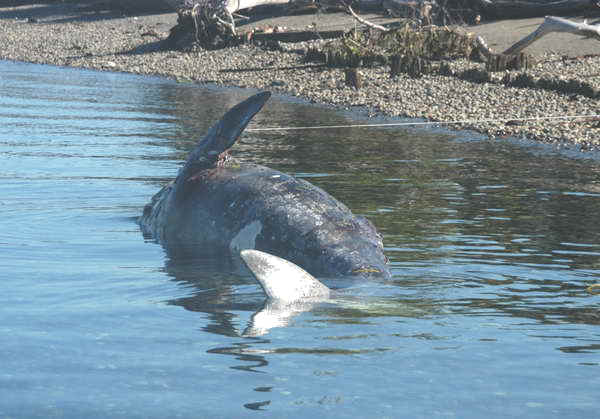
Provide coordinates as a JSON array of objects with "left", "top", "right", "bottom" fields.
[
  {"left": 160, "top": 253, "right": 264, "bottom": 337},
  {"left": 160, "top": 249, "right": 431, "bottom": 337}
]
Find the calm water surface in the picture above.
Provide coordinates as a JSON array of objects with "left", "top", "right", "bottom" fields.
[{"left": 1, "top": 60, "right": 599, "bottom": 418}]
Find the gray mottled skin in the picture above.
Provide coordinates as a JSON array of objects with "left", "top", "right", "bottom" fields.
[{"left": 139, "top": 91, "right": 390, "bottom": 279}]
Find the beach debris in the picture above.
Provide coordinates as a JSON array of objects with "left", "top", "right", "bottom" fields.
[
  {"left": 165, "top": 0, "right": 289, "bottom": 49},
  {"left": 310, "top": 24, "right": 479, "bottom": 69},
  {"left": 344, "top": 67, "right": 362, "bottom": 87},
  {"left": 161, "top": 0, "right": 599, "bottom": 86},
  {"left": 502, "top": 15, "right": 600, "bottom": 56}
]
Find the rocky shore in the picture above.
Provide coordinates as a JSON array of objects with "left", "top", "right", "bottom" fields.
[{"left": 1, "top": 2, "right": 599, "bottom": 149}]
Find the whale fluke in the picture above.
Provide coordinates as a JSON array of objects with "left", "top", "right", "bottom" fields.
[
  {"left": 178, "top": 91, "right": 271, "bottom": 181},
  {"left": 240, "top": 249, "right": 330, "bottom": 302}
]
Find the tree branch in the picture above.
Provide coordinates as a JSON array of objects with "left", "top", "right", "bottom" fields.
[{"left": 345, "top": 3, "right": 390, "bottom": 32}]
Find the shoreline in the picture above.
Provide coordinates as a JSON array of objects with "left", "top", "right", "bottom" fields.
[{"left": 1, "top": 2, "right": 599, "bottom": 150}]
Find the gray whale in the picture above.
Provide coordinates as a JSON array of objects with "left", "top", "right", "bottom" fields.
[{"left": 139, "top": 91, "right": 390, "bottom": 279}]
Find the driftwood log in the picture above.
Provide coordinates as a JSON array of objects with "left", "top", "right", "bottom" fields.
[
  {"left": 165, "top": 0, "right": 289, "bottom": 49},
  {"left": 165, "top": 0, "right": 600, "bottom": 56},
  {"left": 503, "top": 15, "right": 600, "bottom": 55},
  {"left": 476, "top": 0, "right": 600, "bottom": 19},
  {"left": 483, "top": 15, "right": 600, "bottom": 69},
  {"left": 486, "top": 52, "right": 534, "bottom": 71},
  {"left": 471, "top": 15, "right": 600, "bottom": 71}
]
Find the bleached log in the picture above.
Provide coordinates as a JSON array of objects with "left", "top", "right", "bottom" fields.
[
  {"left": 170, "top": 0, "right": 288, "bottom": 48},
  {"left": 346, "top": 4, "right": 390, "bottom": 31},
  {"left": 503, "top": 15, "right": 600, "bottom": 55},
  {"left": 475, "top": 35, "right": 494, "bottom": 58},
  {"left": 208, "top": 0, "right": 290, "bottom": 33},
  {"left": 224, "top": 0, "right": 288, "bottom": 14},
  {"left": 221, "top": 0, "right": 289, "bottom": 33}
]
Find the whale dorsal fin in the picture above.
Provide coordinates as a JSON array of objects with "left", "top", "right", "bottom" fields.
[
  {"left": 177, "top": 91, "right": 271, "bottom": 181},
  {"left": 240, "top": 249, "right": 330, "bottom": 302}
]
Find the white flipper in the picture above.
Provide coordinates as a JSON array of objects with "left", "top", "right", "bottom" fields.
[{"left": 240, "top": 249, "right": 330, "bottom": 302}]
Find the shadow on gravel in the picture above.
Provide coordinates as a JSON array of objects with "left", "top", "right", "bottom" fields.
[
  {"left": 111, "top": 39, "right": 167, "bottom": 57},
  {"left": 0, "top": 2, "right": 117, "bottom": 22},
  {"left": 63, "top": 39, "right": 166, "bottom": 63},
  {"left": 4, "top": 0, "right": 47, "bottom": 5},
  {"left": 0, "top": 1, "right": 172, "bottom": 23}
]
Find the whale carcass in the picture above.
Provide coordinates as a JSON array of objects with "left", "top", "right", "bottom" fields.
[{"left": 139, "top": 91, "right": 390, "bottom": 279}]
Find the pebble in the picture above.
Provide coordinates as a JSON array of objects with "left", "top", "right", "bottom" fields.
[{"left": 0, "top": 4, "right": 598, "bottom": 149}]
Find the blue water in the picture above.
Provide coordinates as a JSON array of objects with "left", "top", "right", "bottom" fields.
[{"left": 1, "top": 60, "right": 599, "bottom": 418}]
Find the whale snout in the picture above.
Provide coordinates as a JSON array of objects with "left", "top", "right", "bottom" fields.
[
  {"left": 315, "top": 242, "right": 390, "bottom": 280},
  {"left": 349, "top": 255, "right": 391, "bottom": 280}
]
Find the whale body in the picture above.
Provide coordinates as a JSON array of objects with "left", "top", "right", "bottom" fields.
[{"left": 139, "top": 91, "right": 390, "bottom": 279}]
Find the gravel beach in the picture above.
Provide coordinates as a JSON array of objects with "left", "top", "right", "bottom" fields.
[{"left": 1, "top": 1, "right": 599, "bottom": 149}]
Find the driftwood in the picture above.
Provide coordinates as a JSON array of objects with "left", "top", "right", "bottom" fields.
[
  {"left": 344, "top": 68, "right": 362, "bottom": 88},
  {"left": 166, "top": 0, "right": 600, "bottom": 56},
  {"left": 476, "top": 0, "right": 599, "bottom": 19},
  {"left": 503, "top": 15, "right": 600, "bottom": 55},
  {"left": 346, "top": 4, "right": 390, "bottom": 31},
  {"left": 390, "top": 55, "right": 432, "bottom": 76},
  {"left": 221, "top": 0, "right": 289, "bottom": 34},
  {"left": 313, "top": 24, "right": 480, "bottom": 73},
  {"left": 472, "top": 15, "right": 600, "bottom": 71},
  {"left": 165, "top": 0, "right": 289, "bottom": 49},
  {"left": 337, "top": 13, "right": 599, "bottom": 72},
  {"left": 249, "top": 28, "right": 346, "bottom": 42},
  {"left": 224, "top": 0, "right": 289, "bottom": 15},
  {"left": 383, "top": 0, "right": 435, "bottom": 24},
  {"left": 166, "top": 0, "right": 392, "bottom": 49},
  {"left": 486, "top": 52, "right": 534, "bottom": 71}
]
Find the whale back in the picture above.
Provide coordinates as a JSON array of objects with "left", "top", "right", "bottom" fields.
[{"left": 141, "top": 162, "right": 390, "bottom": 278}]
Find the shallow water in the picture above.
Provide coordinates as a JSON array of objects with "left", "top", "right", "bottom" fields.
[{"left": 1, "top": 60, "right": 599, "bottom": 418}]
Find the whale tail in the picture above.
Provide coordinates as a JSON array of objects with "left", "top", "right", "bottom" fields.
[
  {"left": 178, "top": 91, "right": 271, "bottom": 180},
  {"left": 240, "top": 249, "right": 330, "bottom": 302}
]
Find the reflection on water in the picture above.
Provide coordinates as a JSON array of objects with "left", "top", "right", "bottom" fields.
[{"left": 1, "top": 60, "right": 599, "bottom": 418}]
